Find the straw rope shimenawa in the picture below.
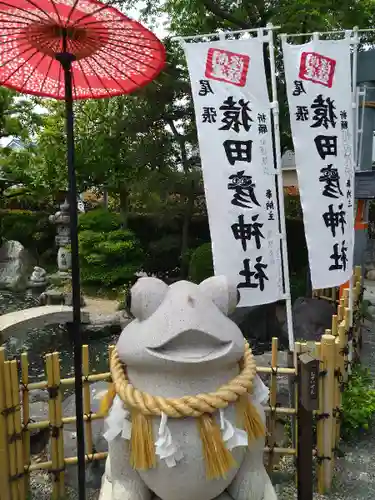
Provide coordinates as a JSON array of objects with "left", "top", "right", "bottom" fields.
[{"left": 101, "top": 341, "right": 265, "bottom": 479}]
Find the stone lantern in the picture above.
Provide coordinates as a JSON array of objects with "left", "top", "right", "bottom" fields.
[{"left": 49, "top": 198, "right": 72, "bottom": 278}]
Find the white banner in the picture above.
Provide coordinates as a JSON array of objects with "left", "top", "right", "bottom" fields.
[
  {"left": 283, "top": 39, "right": 355, "bottom": 289},
  {"left": 184, "top": 38, "right": 284, "bottom": 307}
]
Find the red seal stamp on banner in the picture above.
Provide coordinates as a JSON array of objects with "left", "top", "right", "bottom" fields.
[
  {"left": 299, "top": 51, "right": 336, "bottom": 88},
  {"left": 205, "top": 48, "right": 250, "bottom": 87}
]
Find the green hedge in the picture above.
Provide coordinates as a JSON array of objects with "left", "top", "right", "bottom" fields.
[{"left": 0, "top": 206, "right": 308, "bottom": 287}]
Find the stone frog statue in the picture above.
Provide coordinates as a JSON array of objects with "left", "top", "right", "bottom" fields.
[{"left": 99, "top": 276, "right": 277, "bottom": 500}]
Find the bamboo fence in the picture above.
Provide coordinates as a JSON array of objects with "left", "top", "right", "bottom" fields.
[
  {"left": 313, "top": 286, "right": 338, "bottom": 304},
  {"left": 0, "top": 267, "right": 363, "bottom": 499}
]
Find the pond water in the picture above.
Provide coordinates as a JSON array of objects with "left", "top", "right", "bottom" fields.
[{"left": 0, "top": 290, "right": 119, "bottom": 389}]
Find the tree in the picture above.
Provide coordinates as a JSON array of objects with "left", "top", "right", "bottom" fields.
[
  {"left": 3, "top": 37, "right": 204, "bottom": 272},
  {"left": 0, "top": 88, "right": 45, "bottom": 210},
  {"left": 0, "top": 87, "right": 42, "bottom": 141},
  {"left": 120, "top": 0, "right": 375, "bottom": 149}
]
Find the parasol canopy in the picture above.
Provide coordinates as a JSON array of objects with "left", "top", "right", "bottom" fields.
[{"left": 0, "top": 0, "right": 166, "bottom": 99}]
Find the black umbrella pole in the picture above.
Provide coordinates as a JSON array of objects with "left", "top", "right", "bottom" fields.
[{"left": 57, "top": 51, "right": 86, "bottom": 500}]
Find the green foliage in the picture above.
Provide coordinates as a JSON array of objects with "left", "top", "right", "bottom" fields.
[
  {"left": 290, "top": 269, "right": 307, "bottom": 301},
  {"left": 188, "top": 242, "right": 213, "bottom": 284},
  {"left": 285, "top": 196, "right": 303, "bottom": 220},
  {"left": 0, "top": 209, "right": 55, "bottom": 264},
  {"left": 78, "top": 208, "right": 122, "bottom": 232},
  {"left": 356, "top": 299, "right": 374, "bottom": 323},
  {"left": 78, "top": 213, "right": 145, "bottom": 287},
  {"left": 341, "top": 365, "right": 375, "bottom": 440},
  {"left": 146, "top": 234, "right": 182, "bottom": 277},
  {"left": 0, "top": 88, "right": 42, "bottom": 141},
  {"left": 286, "top": 218, "right": 308, "bottom": 274}
]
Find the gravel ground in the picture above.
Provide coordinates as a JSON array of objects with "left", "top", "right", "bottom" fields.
[
  {"left": 275, "top": 300, "right": 375, "bottom": 500},
  {"left": 274, "top": 433, "right": 375, "bottom": 500}
]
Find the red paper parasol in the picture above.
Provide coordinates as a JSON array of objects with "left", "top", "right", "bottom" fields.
[
  {"left": 0, "top": 2, "right": 166, "bottom": 497},
  {"left": 0, "top": 0, "right": 166, "bottom": 98}
]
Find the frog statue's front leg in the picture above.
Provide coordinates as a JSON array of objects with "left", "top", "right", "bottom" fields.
[
  {"left": 227, "top": 439, "right": 277, "bottom": 500},
  {"left": 226, "top": 396, "right": 277, "bottom": 500},
  {"left": 99, "top": 436, "right": 152, "bottom": 500}
]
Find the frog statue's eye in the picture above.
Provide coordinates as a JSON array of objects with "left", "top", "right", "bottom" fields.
[
  {"left": 199, "top": 276, "right": 239, "bottom": 316},
  {"left": 130, "top": 277, "right": 169, "bottom": 321}
]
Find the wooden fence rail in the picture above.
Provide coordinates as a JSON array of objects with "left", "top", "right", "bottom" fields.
[{"left": 0, "top": 266, "right": 363, "bottom": 499}]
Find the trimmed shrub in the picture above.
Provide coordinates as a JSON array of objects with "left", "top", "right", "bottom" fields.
[
  {"left": 78, "top": 208, "right": 122, "bottom": 232},
  {"left": 188, "top": 242, "right": 213, "bottom": 284},
  {"left": 78, "top": 210, "right": 144, "bottom": 287}
]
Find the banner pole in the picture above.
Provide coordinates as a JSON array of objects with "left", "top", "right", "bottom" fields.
[
  {"left": 349, "top": 27, "right": 360, "bottom": 326},
  {"left": 267, "top": 23, "right": 295, "bottom": 350}
]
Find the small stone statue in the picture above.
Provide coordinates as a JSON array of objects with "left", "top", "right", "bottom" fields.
[
  {"left": 28, "top": 266, "right": 48, "bottom": 289},
  {"left": 99, "top": 276, "right": 277, "bottom": 500}
]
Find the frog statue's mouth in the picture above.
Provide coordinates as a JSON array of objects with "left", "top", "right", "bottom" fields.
[{"left": 146, "top": 330, "right": 233, "bottom": 364}]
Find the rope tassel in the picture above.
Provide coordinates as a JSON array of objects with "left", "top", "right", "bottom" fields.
[
  {"left": 130, "top": 410, "right": 156, "bottom": 470},
  {"left": 99, "top": 383, "right": 116, "bottom": 417},
  {"left": 198, "top": 414, "right": 236, "bottom": 479},
  {"left": 236, "top": 394, "right": 265, "bottom": 442}
]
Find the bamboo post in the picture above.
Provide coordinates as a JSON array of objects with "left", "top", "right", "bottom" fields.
[
  {"left": 344, "top": 307, "right": 352, "bottom": 376},
  {"left": 52, "top": 353, "right": 65, "bottom": 498},
  {"left": 343, "top": 288, "right": 349, "bottom": 309},
  {"left": 4, "top": 361, "right": 18, "bottom": 500},
  {"left": 355, "top": 265, "right": 362, "bottom": 284},
  {"left": 296, "top": 340, "right": 318, "bottom": 499},
  {"left": 355, "top": 281, "right": 361, "bottom": 310},
  {"left": 46, "top": 354, "right": 59, "bottom": 499},
  {"left": 331, "top": 315, "right": 338, "bottom": 337},
  {"left": 315, "top": 341, "right": 324, "bottom": 493},
  {"left": 294, "top": 342, "right": 301, "bottom": 489},
  {"left": 320, "top": 332, "right": 336, "bottom": 493},
  {"left": 83, "top": 345, "right": 93, "bottom": 457},
  {"left": 354, "top": 280, "right": 362, "bottom": 359},
  {"left": 287, "top": 349, "right": 296, "bottom": 452},
  {"left": 332, "top": 331, "right": 342, "bottom": 458},
  {"left": 0, "top": 349, "right": 10, "bottom": 500},
  {"left": 332, "top": 286, "right": 337, "bottom": 305},
  {"left": 336, "top": 323, "right": 346, "bottom": 445},
  {"left": 337, "top": 302, "right": 344, "bottom": 323},
  {"left": 21, "top": 353, "right": 30, "bottom": 496},
  {"left": 10, "top": 361, "right": 24, "bottom": 500},
  {"left": 266, "top": 337, "right": 278, "bottom": 473},
  {"left": 340, "top": 297, "right": 345, "bottom": 313}
]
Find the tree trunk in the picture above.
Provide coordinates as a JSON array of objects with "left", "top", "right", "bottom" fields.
[
  {"left": 103, "top": 189, "right": 108, "bottom": 209},
  {"left": 180, "top": 183, "right": 195, "bottom": 279},
  {"left": 119, "top": 188, "right": 129, "bottom": 228}
]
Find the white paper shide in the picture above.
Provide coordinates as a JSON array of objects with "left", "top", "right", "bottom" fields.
[
  {"left": 283, "top": 39, "right": 355, "bottom": 289},
  {"left": 184, "top": 39, "right": 283, "bottom": 307}
]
